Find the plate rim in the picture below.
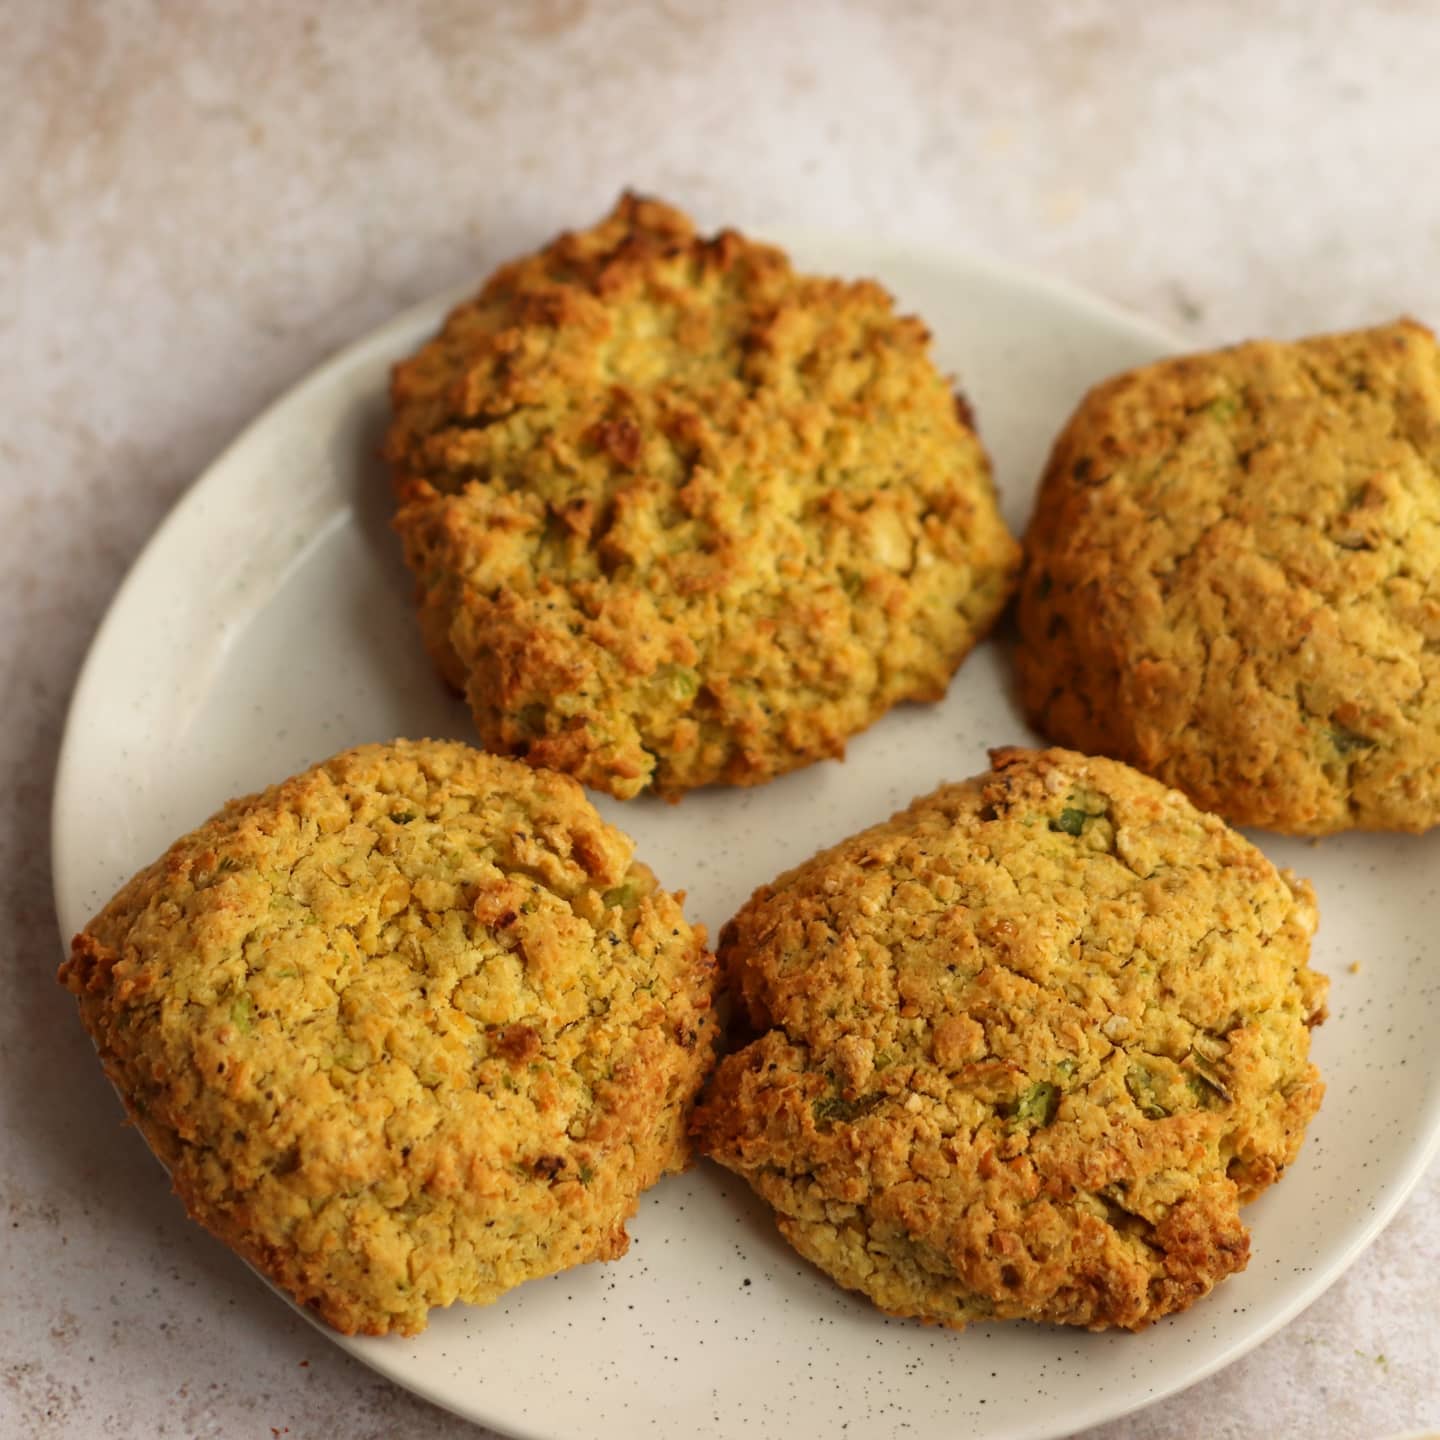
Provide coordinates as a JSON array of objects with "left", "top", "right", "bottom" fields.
[{"left": 48, "top": 228, "right": 1440, "bottom": 1440}]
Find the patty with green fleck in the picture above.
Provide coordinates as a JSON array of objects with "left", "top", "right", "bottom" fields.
[
  {"left": 1016, "top": 319, "right": 1440, "bottom": 833},
  {"left": 60, "top": 740, "right": 720, "bottom": 1336},
  {"left": 693, "top": 747, "right": 1327, "bottom": 1331},
  {"left": 386, "top": 193, "right": 1019, "bottom": 799}
]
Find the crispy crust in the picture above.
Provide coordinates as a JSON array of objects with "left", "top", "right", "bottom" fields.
[
  {"left": 692, "top": 747, "right": 1327, "bottom": 1331},
  {"left": 386, "top": 194, "right": 1020, "bottom": 798},
  {"left": 59, "top": 741, "right": 720, "bottom": 1335},
  {"left": 1015, "top": 319, "right": 1440, "bottom": 833}
]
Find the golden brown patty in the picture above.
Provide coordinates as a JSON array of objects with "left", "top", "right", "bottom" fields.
[
  {"left": 693, "top": 747, "right": 1326, "bottom": 1332},
  {"left": 1015, "top": 319, "right": 1440, "bottom": 834},
  {"left": 59, "top": 740, "right": 719, "bottom": 1335},
  {"left": 386, "top": 193, "right": 1019, "bottom": 799}
]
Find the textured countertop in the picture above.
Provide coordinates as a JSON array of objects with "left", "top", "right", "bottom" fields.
[{"left": 4, "top": 2, "right": 1438, "bottom": 1436}]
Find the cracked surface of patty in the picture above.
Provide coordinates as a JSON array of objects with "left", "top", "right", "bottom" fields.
[
  {"left": 386, "top": 193, "right": 1019, "bottom": 799},
  {"left": 59, "top": 740, "right": 720, "bottom": 1335},
  {"left": 1015, "top": 319, "right": 1440, "bottom": 833},
  {"left": 693, "top": 747, "right": 1327, "bottom": 1331}
]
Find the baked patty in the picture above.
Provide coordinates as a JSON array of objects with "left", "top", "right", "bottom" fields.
[
  {"left": 386, "top": 194, "right": 1019, "bottom": 799},
  {"left": 59, "top": 740, "right": 719, "bottom": 1335},
  {"left": 693, "top": 747, "right": 1327, "bottom": 1331},
  {"left": 1015, "top": 319, "right": 1440, "bottom": 833}
]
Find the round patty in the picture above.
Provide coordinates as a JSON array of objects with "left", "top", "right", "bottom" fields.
[
  {"left": 60, "top": 740, "right": 720, "bottom": 1335},
  {"left": 386, "top": 194, "right": 1019, "bottom": 799},
  {"left": 1015, "top": 319, "right": 1440, "bottom": 834},
  {"left": 693, "top": 747, "right": 1327, "bottom": 1331}
]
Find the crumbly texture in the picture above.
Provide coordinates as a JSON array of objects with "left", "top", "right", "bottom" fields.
[
  {"left": 386, "top": 194, "right": 1019, "bottom": 799},
  {"left": 693, "top": 747, "right": 1327, "bottom": 1332},
  {"left": 59, "top": 741, "right": 719, "bottom": 1336},
  {"left": 1015, "top": 319, "right": 1440, "bottom": 834}
]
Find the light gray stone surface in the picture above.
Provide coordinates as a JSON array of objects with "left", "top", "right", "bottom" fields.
[{"left": 3, "top": 1, "right": 1437, "bottom": 1435}]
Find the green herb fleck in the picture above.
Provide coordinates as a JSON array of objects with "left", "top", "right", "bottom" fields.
[
  {"left": 229, "top": 993, "right": 255, "bottom": 1034},
  {"left": 217, "top": 856, "right": 240, "bottom": 873},
  {"left": 1185, "top": 1052, "right": 1232, "bottom": 1104},
  {"left": 1014, "top": 1081, "right": 1059, "bottom": 1127},
  {"left": 578, "top": 1164, "right": 595, "bottom": 1185},
  {"left": 1050, "top": 807, "right": 1088, "bottom": 836},
  {"left": 655, "top": 663, "right": 700, "bottom": 702},
  {"left": 1205, "top": 395, "right": 1240, "bottom": 422},
  {"left": 1056, "top": 1058, "right": 1078, "bottom": 1080},
  {"left": 1331, "top": 724, "right": 1377, "bottom": 755},
  {"left": 602, "top": 881, "right": 641, "bottom": 911},
  {"left": 812, "top": 1094, "right": 883, "bottom": 1126},
  {"left": 1125, "top": 1066, "right": 1168, "bottom": 1119},
  {"left": 392, "top": 810, "right": 416, "bottom": 824},
  {"left": 517, "top": 702, "right": 547, "bottom": 736}
]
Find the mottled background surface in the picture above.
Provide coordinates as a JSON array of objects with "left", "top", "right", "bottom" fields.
[{"left": 4, "top": 1, "right": 1438, "bottom": 1436}]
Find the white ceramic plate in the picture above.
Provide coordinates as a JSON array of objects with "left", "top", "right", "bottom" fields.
[{"left": 52, "top": 236, "right": 1440, "bottom": 1440}]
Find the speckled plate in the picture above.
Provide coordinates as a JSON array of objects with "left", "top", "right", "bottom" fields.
[{"left": 51, "top": 235, "right": 1440, "bottom": 1440}]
